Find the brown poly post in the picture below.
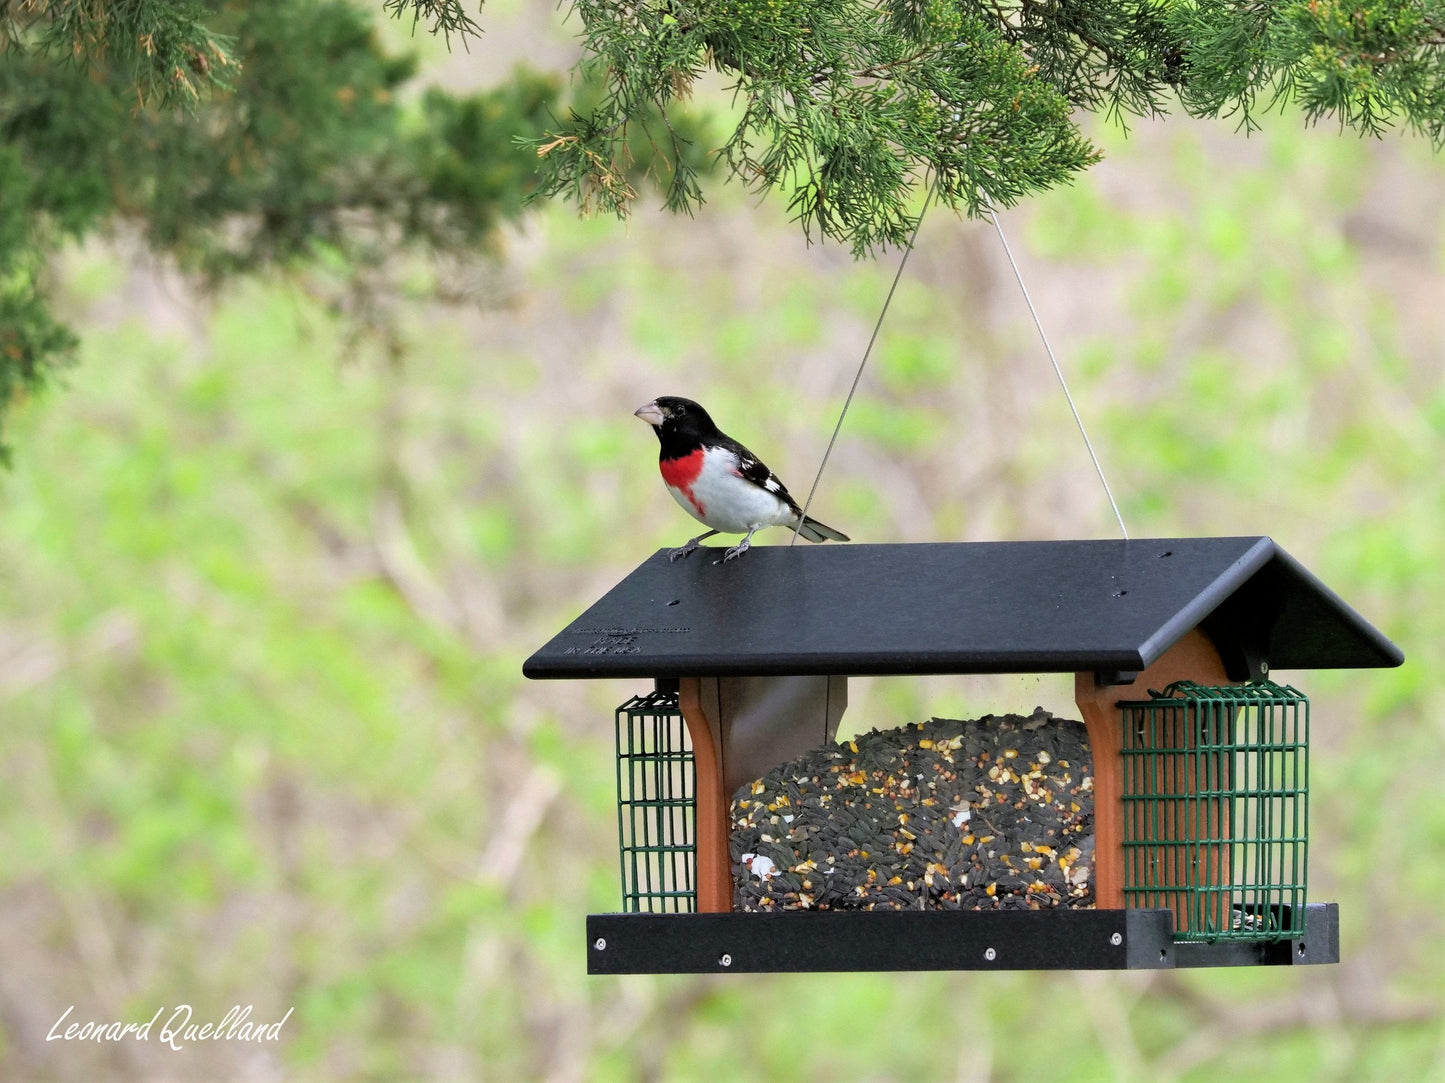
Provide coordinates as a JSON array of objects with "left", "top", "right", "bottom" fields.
[
  {"left": 1074, "top": 628, "right": 1232, "bottom": 914},
  {"left": 678, "top": 677, "right": 732, "bottom": 913}
]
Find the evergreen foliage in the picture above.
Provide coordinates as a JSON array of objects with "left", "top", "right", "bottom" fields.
[
  {"left": 3, "top": 0, "right": 1443, "bottom": 456},
  {"left": 498, "top": 0, "right": 1445, "bottom": 253},
  {"left": 0, "top": 0, "right": 705, "bottom": 458}
]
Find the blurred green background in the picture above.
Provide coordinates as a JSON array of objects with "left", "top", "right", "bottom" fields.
[{"left": 2, "top": 5, "right": 1444, "bottom": 1081}]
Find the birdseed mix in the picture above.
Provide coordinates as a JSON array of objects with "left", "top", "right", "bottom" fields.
[{"left": 731, "top": 709, "right": 1094, "bottom": 911}]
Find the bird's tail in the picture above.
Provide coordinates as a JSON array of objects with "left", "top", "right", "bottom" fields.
[{"left": 794, "top": 516, "right": 849, "bottom": 543}]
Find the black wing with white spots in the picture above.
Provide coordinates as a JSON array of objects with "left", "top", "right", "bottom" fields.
[{"left": 716, "top": 433, "right": 805, "bottom": 517}]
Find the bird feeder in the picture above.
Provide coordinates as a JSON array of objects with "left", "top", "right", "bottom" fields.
[{"left": 524, "top": 537, "right": 1402, "bottom": 973}]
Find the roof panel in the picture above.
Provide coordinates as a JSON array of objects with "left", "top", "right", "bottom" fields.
[{"left": 522, "top": 537, "right": 1403, "bottom": 679}]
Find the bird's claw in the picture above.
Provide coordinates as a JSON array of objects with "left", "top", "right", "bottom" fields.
[
  {"left": 720, "top": 540, "right": 751, "bottom": 563},
  {"left": 669, "top": 536, "right": 705, "bottom": 561}
]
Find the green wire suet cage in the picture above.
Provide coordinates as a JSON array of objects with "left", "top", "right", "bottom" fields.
[
  {"left": 614, "top": 688, "right": 697, "bottom": 913},
  {"left": 1120, "top": 680, "right": 1309, "bottom": 943}
]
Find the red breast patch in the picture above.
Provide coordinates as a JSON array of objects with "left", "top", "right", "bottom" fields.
[
  {"left": 660, "top": 448, "right": 707, "bottom": 516},
  {"left": 660, "top": 448, "right": 705, "bottom": 489}
]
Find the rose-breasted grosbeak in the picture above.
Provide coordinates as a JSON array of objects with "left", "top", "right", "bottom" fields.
[{"left": 634, "top": 396, "right": 850, "bottom": 562}]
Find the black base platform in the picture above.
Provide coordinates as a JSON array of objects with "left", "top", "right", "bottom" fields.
[{"left": 586, "top": 904, "right": 1339, "bottom": 973}]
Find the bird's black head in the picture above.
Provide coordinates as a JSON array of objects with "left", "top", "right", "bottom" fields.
[{"left": 634, "top": 396, "right": 718, "bottom": 442}]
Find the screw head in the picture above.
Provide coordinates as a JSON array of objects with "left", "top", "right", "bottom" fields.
[
  {"left": 1110, "top": 932, "right": 1123, "bottom": 946},
  {"left": 983, "top": 947, "right": 997, "bottom": 962},
  {"left": 718, "top": 953, "right": 733, "bottom": 968},
  {"left": 593, "top": 938, "right": 606, "bottom": 951}
]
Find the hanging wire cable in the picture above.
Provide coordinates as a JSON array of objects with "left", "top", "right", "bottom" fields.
[
  {"left": 988, "top": 208, "right": 1129, "bottom": 540},
  {"left": 791, "top": 185, "right": 935, "bottom": 544}
]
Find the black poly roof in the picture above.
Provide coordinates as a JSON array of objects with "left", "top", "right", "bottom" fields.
[{"left": 522, "top": 537, "right": 1404, "bottom": 680}]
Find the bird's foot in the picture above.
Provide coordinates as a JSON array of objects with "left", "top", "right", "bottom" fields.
[
  {"left": 669, "top": 537, "right": 704, "bottom": 562},
  {"left": 719, "top": 538, "right": 752, "bottom": 563}
]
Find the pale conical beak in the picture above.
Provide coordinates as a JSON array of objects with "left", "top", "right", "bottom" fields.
[{"left": 634, "top": 401, "right": 665, "bottom": 426}]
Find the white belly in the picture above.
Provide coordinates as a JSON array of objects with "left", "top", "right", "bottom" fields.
[{"left": 668, "top": 451, "right": 794, "bottom": 534}]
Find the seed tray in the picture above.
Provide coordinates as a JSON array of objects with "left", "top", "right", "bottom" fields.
[{"left": 586, "top": 903, "right": 1340, "bottom": 973}]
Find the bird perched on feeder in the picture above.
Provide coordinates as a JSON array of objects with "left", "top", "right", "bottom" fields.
[{"left": 634, "top": 396, "right": 850, "bottom": 562}]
